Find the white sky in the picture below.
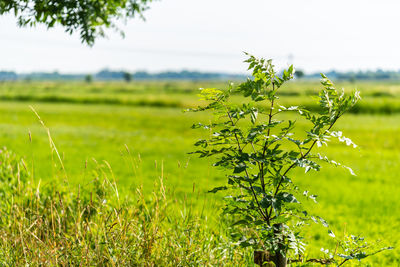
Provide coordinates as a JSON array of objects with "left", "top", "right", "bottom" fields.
[{"left": 1, "top": 0, "right": 400, "bottom": 74}]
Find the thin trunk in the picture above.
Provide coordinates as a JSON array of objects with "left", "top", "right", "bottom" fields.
[
  {"left": 254, "top": 250, "right": 274, "bottom": 267},
  {"left": 272, "top": 223, "right": 287, "bottom": 267}
]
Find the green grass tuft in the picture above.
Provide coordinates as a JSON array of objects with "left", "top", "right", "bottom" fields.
[{"left": 0, "top": 148, "right": 252, "bottom": 266}]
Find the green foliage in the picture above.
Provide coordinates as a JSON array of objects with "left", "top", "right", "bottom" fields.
[
  {"left": 0, "top": 0, "right": 153, "bottom": 45},
  {"left": 123, "top": 71, "right": 132, "bottom": 82},
  {"left": 0, "top": 147, "right": 251, "bottom": 265},
  {"left": 0, "top": 81, "right": 398, "bottom": 264},
  {"left": 191, "top": 54, "right": 390, "bottom": 265},
  {"left": 294, "top": 70, "right": 305, "bottom": 79},
  {"left": 317, "top": 234, "right": 394, "bottom": 266},
  {"left": 0, "top": 147, "right": 29, "bottom": 205},
  {"left": 84, "top": 74, "right": 93, "bottom": 83}
]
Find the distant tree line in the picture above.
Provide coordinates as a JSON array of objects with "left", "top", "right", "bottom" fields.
[
  {"left": 0, "top": 71, "right": 18, "bottom": 80},
  {"left": 2, "top": 69, "right": 400, "bottom": 82},
  {"left": 0, "top": 69, "right": 246, "bottom": 81},
  {"left": 303, "top": 70, "right": 400, "bottom": 81}
]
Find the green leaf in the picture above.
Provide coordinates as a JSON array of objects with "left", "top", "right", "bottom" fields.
[
  {"left": 233, "top": 163, "right": 247, "bottom": 173},
  {"left": 328, "top": 229, "right": 335, "bottom": 238},
  {"left": 330, "top": 131, "right": 357, "bottom": 148},
  {"left": 260, "top": 195, "right": 273, "bottom": 209},
  {"left": 208, "top": 186, "right": 228, "bottom": 193},
  {"left": 319, "top": 217, "right": 329, "bottom": 227},
  {"left": 354, "top": 252, "right": 367, "bottom": 260},
  {"left": 338, "top": 254, "right": 354, "bottom": 260},
  {"left": 277, "top": 192, "right": 300, "bottom": 204},
  {"left": 199, "top": 88, "right": 224, "bottom": 100},
  {"left": 250, "top": 108, "right": 258, "bottom": 124},
  {"left": 232, "top": 219, "right": 249, "bottom": 226},
  {"left": 271, "top": 198, "right": 281, "bottom": 214}
]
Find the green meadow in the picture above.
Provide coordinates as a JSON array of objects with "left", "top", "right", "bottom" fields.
[{"left": 0, "top": 80, "right": 399, "bottom": 265}]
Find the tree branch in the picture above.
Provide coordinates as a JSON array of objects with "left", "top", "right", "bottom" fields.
[
  {"left": 225, "top": 108, "right": 269, "bottom": 222},
  {"left": 268, "top": 116, "right": 339, "bottom": 219}
]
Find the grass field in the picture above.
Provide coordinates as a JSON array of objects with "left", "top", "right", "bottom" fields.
[{"left": 0, "top": 80, "right": 399, "bottom": 265}]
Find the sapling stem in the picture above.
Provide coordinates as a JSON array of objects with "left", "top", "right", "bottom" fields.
[{"left": 226, "top": 108, "right": 268, "bottom": 221}]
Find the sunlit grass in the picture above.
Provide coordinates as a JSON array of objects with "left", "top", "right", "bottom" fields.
[{"left": 0, "top": 80, "right": 398, "bottom": 264}]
